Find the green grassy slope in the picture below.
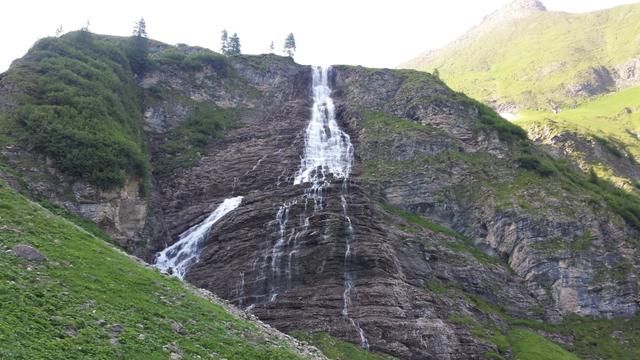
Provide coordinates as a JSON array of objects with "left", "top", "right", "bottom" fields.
[
  {"left": 2, "top": 31, "right": 149, "bottom": 191},
  {"left": 402, "top": 3, "right": 640, "bottom": 110},
  {"left": 517, "top": 87, "right": 640, "bottom": 153},
  {"left": 292, "top": 332, "right": 395, "bottom": 360},
  {"left": 0, "top": 180, "right": 310, "bottom": 359},
  {"left": 515, "top": 87, "right": 640, "bottom": 187}
]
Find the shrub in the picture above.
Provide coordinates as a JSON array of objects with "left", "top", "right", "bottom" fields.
[
  {"left": 183, "top": 51, "right": 229, "bottom": 75},
  {"left": 155, "top": 103, "right": 236, "bottom": 175},
  {"left": 7, "top": 32, "right": 148, "bottom": 191},
  {"left": 472, "top": 100, "right": 528, "bottom": 142},
  {"left": 516, "top": 155, "right": 555, "bottom": 177}
]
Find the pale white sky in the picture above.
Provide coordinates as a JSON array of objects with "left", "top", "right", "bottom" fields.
[{"left": 1, "top": 0, "right": 638, "bottom": 72}]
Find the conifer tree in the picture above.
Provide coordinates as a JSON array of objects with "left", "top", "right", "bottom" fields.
[
  {"left": 228, "top": 33, "right": 241, "bottom": 56},
  {"left": 127, "top": 17, "right": 149, "bottom": 76},
  {"left": 269, "top": 41, "right": 275, "bottom": 53},
  {"left": 78, "top": 20, "right": 92, "bottom": 44},
  {"left": 220, "top": 29, "right": 229, "bottom": 55},
  {"left": 133, "top": 17, "right": 147, "bottom": 38},
  {"left": 55, "top": 25, "right": 63, "bottom": 37},
  {"left": 283, "top": 33, "right": 296, "bottom": 57}
]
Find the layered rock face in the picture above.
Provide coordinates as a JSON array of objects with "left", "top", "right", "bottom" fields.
[
  {"left": 139, "top": 60, "right": 638, "bottom": 358},
  {"left": 135, "top": 60, "right": 539, "bottom": 358},
  {"left": 0, "top": 143, "right": 148, "bottom": 250},
  {"left": 2, "top": 40, "right": 639, "bottom": 359},
  {"left": 526, "top": 121, "right": 640, "bottom": 191},
  {"left": 331, "top": 66, "right": 639, "bottom": 320}
]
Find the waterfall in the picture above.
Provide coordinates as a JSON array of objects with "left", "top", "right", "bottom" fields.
[
  {"left": 294, "top": 66, "right": 354, "bottom": 210},
  {"left": 154, "top": 196, "right": 243, "bottom": 279},
  {"left": 279, "top": 65, "right": 368, "bottom": 348}
]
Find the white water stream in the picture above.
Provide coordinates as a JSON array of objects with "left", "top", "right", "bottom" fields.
[
  {"left": 272, "top": 66, "right": 368, "bottom": 348},
  {"left": 154, "top": 66, "right": 369, "bottom": 349},
  {"left": 154, "top": 196, "right": 243, "bottom": 279}
]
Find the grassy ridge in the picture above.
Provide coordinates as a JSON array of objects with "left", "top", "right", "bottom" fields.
[
  {"left": 3, "top": 32, "right": 149, "bottom": 191},
  {"left": 508, "top": 329, "right": 580, "bottom": 360},
  {"left": 516, "top": 87, "right": 640, "bottom": 157},
  {"left": 0, "top": 180, "right": 307, "bottom": 359},
  {"left": 403, "top": 3, "right": 640, "bottom": 109},
  {"left": 292, "top": 332, "right": 394, "bottom": 360}
]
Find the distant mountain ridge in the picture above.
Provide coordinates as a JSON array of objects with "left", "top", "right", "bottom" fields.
[
  {"left": 402, "top": 1, "right": 640, "bottom": 111},
  {"left": 402, "top": 1, "right": 640, "bottom": 192}
]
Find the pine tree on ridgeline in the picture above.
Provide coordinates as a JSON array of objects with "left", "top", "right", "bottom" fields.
[
  {"left": 228, "top": 33, "right": 241, "bottom": 56},
  {"left": 127, "top": 17, "right": 149, "bottom": 76},
  {"left": 220, "top": 29, "right": 229, "bottom": 55},
  {"left": 283, "top": 33, "right": 296, "bottom": 57},
  {"left": 133, "top": 17, "right": 148, "bottom": 38}
]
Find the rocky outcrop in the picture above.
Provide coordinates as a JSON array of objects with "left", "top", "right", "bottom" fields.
[
  {"left": 566, "top": 60, "right": 640, "bottom": 99},
  {"left": 332, "top": 66, "right": 639, "bottom": 320},
  {"left": 526, "top": 121, "right": 640, "bottom": 191},
  {"left": 481, "top": 0, "right": 546, "bottom": 29},
  {"left": 0, "top": 143, "right": 148, "bottom": 250}
]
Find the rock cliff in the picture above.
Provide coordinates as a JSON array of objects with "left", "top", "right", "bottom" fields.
[{"left": 1, "top": 34, "right": 639, "bottom": 359}]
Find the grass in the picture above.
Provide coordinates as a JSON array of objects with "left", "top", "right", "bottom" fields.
[
  {"left": 153, "top": 103, "right": 237, "bottom": 176},
  {"left": 379, "top": 202, "right": 504, "bottom": 266},
  {"left": 508, "top": 329, "right": 580, "bottom": 360},
  {"left": 361, "top": 111, "right": 431, "bottom": 136},
  {"left": 0, "top": 181, "right": 307, "bottom": 359},
  {"left": 516, "top": 87, "right": 640, "bottom": 189},
  {"left": 403, "top": 3, "right": 640, "bottom": 110},
  {"left": 4, "top": 31, "right": 149, "bottom": 192},
  {"left": 292, "top": 332, "right": 395, "bottom": 360},
  {"left": 153, "top": 47, "right": 231, "bottom": 75}
]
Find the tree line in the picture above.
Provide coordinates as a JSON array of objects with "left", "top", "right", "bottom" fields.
[
  {"left": 220, "top": 30, "right": 296, "bottom": 57},
  {"left": 55, "top": 18, "right": 298, "bottom": 78}
]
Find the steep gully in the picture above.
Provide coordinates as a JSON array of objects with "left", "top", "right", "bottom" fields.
[{"left": 153, "top": 66, "right": 369, "bottom": 348}]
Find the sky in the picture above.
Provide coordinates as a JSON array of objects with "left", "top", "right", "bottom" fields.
[{"left": 1, "top": 0, "right": 638, "bottom": 72}]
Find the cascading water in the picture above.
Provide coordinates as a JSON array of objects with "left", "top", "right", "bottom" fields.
[
  {"left": 295, "top": 66, "right": 354, "bottom": 209},
  {"left": 154, "top": 196, "right": 243, "bottom": 279},
  {"left": 267, "top": 66, "right": 368, "bottom": 348}
]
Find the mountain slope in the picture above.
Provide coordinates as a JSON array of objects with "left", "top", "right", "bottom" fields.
[
  {"left": 0, "top": 180, "right": 325, "bottom": 359},
  {"left": 402, "top": 2, "right": 640, "bottom": 110},
  {"left": 1, "top": 33, "right": 640, "bottom": 359},
  {"left": 402, "top": 1, "right": 640, "bottom": 194}
]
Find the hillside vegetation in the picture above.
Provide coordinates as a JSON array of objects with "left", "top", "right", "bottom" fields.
[
  {"left": 0, "top": 180, "right": 313, "bottom": 359},
  {"left": 403, "top": 3, "right": 640, "bottom": 110},
  {"left": 2, "top": 31, "right": 148, "bottom": 191},
  {"left": 402, "top": 2, "right": 640, "bottom": 192}
]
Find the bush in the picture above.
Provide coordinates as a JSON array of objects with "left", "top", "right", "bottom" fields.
[
  {"left": 183, "top": 51, "right": 229, "bottom": 75},
  {"left": 472, "top": 100, "right": 528, "bottom": 142},
  {"left": 155, "top": 103, "right": 236, "bottom": 176},
  {"left": 516, "top": 155, "right": 555, "bottom": 177},
  {"left": 7, "top": 32, "right": 148, "bottom": 191},
  {"left": 154, "top": 47, "right": 229, "bottom": 76}
]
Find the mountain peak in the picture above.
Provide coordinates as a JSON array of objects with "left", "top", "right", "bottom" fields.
[
  {"left": 490, "top": 0, "right": 547, "bottom": 20},
  {"left": 480, "top": 0, "right": 546, "bottom": 28},
  {"left": 507, "top": 0, "right": 547, "bottom": 12}
]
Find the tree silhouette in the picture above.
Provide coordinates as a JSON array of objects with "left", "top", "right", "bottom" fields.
[{"left": 283, "top": 33, "right": 296, "bottom": 57}]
